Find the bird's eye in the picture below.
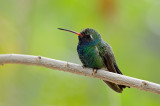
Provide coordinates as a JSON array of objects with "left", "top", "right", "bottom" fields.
[{"left": 85, "top": 34, "right": 91, "bottom": 38}]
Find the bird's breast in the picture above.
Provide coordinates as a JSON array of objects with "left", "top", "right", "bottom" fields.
[{"left": 77, "top": 44, "right": 104, "bottom": 69}]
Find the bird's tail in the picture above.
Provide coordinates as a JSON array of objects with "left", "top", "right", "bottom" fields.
[{"left": 103, "top": 80, "right": 127, "bottom": 93}]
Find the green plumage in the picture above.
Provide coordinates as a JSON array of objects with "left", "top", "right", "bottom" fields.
[{"left": 58, "top": 28, "right": 128, "bottom": 93}]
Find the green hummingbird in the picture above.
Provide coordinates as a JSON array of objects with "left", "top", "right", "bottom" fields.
[{"left": 58, "top": 28, "right": 128, "bottom": 93}]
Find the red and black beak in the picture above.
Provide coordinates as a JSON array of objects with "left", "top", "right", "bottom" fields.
[{"left": 58, "top": 28, "right": 83, "bottom": 36}]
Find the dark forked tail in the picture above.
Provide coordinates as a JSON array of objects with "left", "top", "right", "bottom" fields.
[
  {"left": 103, "top": 55, "right": 129, "bottom": 93},
  {"left": 103, "top": 81, "right": 126, "bottom": 93}
]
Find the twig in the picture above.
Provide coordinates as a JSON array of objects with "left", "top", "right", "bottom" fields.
[{"left": 0, "top": 54, "right": 160, "bottom": 95}]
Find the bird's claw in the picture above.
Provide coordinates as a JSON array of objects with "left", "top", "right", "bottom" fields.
[
  {"left": 65, "top": 62, "right": 69, "bottom": 67},
  {"left": 92, "top": 69, "right": 98, "bottom": 76}
]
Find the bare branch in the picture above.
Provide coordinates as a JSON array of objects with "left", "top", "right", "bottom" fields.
[{"left": 0, "top": 54, "right": 160, "bottom": 95}]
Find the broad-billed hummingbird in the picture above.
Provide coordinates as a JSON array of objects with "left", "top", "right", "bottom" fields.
[{"left": 58, "top": 28, "right": 127, "bottom": 93}]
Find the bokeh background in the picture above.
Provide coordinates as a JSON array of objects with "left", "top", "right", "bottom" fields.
[{"left": 0, "top": 0, "right": 160, "bottom": 106}]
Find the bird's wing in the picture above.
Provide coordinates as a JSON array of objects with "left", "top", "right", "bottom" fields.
[
  {"left": 98, "top": 42, "right": 123, "bottom": 74},
  {"left": 98, "top": 41, "right": 127, "bottom": 91},
  {"left": 103, "top": 52, "right": 121, "bottom": 74}
]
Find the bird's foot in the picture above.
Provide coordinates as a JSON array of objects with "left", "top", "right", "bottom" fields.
[
  {"left": 92, "top": 69, "right": 98, "bottom": 76},
  {"left": 65, "top": 62, "right": 69, "bottom": 67}
]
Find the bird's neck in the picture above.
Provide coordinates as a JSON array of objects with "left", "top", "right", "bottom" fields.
[{"left": 78, "top": 39, "right": 101, "bottom": 47}]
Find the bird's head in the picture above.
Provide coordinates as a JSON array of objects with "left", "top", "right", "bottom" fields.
[{"left": 58, "top": 28, "right": 102, "bottom": 43}]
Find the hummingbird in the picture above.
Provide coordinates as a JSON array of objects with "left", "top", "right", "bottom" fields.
[{"left": 58, "top": 28, "right": 127, "bottom": 93}]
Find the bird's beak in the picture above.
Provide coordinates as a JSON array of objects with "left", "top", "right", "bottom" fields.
[{"left": 58, "top": 28, "right": 83, "bottom": 36}]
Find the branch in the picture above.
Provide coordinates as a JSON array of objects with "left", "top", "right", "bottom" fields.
[{"left": 0, "top": 54, "right": 160, "bottom": 95}]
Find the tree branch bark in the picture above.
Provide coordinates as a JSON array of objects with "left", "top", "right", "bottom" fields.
[{"left": 0, "top": 54, "right": 160, "bottom": 95}]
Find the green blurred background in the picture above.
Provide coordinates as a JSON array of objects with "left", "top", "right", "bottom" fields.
[{"left": 0, "top": 0, "right": 160, "bottom": 106}]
